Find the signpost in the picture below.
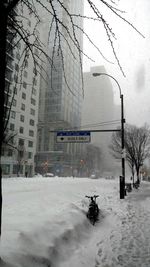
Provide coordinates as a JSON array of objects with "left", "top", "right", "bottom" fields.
[{"left": 56, "top": 131, "right": 91, "bottom": 143}]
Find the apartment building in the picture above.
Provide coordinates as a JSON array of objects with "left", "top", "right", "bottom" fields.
[{"left": 1, "top": 6, "right": 40, "bottom": 177}]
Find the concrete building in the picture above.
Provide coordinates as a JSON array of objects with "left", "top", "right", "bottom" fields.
[
  {"left": 1, "top": 6, "right": 40, "bottom": 177},
  {"left": 36, "top": 0, "right": 84, "bottom": 176},
  {"left": 82, "top": 66, "right": 120, "bottom": 175}
]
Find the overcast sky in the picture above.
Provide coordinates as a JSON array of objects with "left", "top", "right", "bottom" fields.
[{"left": 83, "top": 0, "right": 150, "bottom": 127}]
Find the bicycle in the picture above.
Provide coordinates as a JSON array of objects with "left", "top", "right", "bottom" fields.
[{"left": 85, "top": 195, "right": 99, "bottom": 225}]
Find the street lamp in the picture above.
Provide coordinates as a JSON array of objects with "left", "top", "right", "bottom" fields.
[{"left": 93, "top": 72, "right": 125, "bottom": 199}]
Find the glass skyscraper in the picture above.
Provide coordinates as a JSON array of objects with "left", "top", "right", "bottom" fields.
[{"left": 36, "top": 0, "right": 84, "bottom": 176}]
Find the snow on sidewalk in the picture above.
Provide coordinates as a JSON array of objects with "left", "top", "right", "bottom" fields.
[
  {"left": 93, "top": 182, "right": 150, "bottom": 267},
  {"left": 0, "top": 177, "right": 150, "bottom": 267},
  {"left": 61, "top": 182, "right": 150, "bottom": 267}
]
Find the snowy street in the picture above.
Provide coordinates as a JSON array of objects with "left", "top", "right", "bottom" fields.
[{"left": 1, "top": 177, "right": 150, "bottom": 267}]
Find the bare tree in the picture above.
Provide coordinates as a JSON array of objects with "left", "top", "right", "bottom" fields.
[
  {"left": 110, "top": 124, "right": 150, "bottom": 183},
  {"left": 0, "top": 0, "right": 144, "bottom": 240}
]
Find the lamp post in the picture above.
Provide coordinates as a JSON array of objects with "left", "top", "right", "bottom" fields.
[{"left": 93, "top": 72, "right": 125, "bottom": 199}]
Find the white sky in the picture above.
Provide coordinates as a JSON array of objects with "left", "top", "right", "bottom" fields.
[{"left": 83, "top": 0, "right": 150, "bottom": 127}]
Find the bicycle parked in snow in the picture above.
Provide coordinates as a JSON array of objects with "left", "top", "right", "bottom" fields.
[{"left": 85, "top": 195, "right": 99, "bottom": 225}]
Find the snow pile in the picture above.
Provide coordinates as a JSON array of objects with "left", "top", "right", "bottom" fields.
[
  {"left": 1, "top": 177, "right": 150, "bottom": 267},
  {"left": 8, "top": 207, "right": 90, "bottom": 267},
  {"left": 0, "top": 177, "right": 110, "bottom": 266}
]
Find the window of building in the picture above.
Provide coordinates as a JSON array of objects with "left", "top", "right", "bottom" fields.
[
  {"left": 30, "top": 119, "right": 34, "bottom": 126},
  {"left": 13, "top": 86, "right": 17, "bottom": 94},
  {"left": 29, "top": 130, "right": 34, "bottom": 137},
  {"left": 28, "top": 141, "right": 33, "bottom": 147},
  {"left": 15, "top": 63, "right": 19, "bottom": 71},
  {"left": 5, "top": 69, "right": 12, "bottom": 81},
  {"left": 38, "top": 135, "right": 41, "bottom": 151},
  {"left": 34, "top": 48, "right": 39, "bottom": 56},
  {"left": 19, "top": 127, "right": 24, "bottom": 134},
  {"left": 12, "top": 99, "right": 16, "bottom": 107},
  {"left": 18, "top": 150, "right": 24, "bottom": 158},
  {"left": 28, "top": 152, "right": 32, "bottom": 159},
  {"left": 16, "top": 52, "right": 20, "bottom": 60},
  {"left": 21, "top": 103, "right": 25, "bottom": 111},
  {"left": 30, "top": 108, "right": 35, "bottom": 115},
  {"left": 7, "top": 100, "right": 11, "bottom": 107},
  {"left": 23, "top": 81, "right": 27, "bottom": 89},
  {"left": 19, "top": 138, "right": 24, "bottom": 146},
  {"left": 11, "top": 111, "right": 16, "bottom": 119},
  {"left": 5, "top": 80, "right": 10, "bottom": 92},
  {"left": 33, "top": 77, "right": 37, "bottom": 86},
  {"left": 22, "top": 92, "right": 26, "bottom": 99},
  {"left": 14, "top": 74, "right": 18, "bottom": 83},
  {"left": 10, "top": 123, "right": 15, "bottom": 131},
  {"left": 31, "top": 98, "right": 36, "bottom": 105},
  {"left": 13, "top": 164, "right": 18, "bottom": 174},
  {"left": 20, "top": 114, "right": 24, "bottom": 122},
  {"left": 32, "top": 88, "right": 36, "bottom": 95},
  {"left": 16, "top": 42, "right": 21, "bottom": 50},
  {"left": 8, "top": 149, "right": 13, "bottom": 157},
  {"left": 1, "top": 164, "right": 10, "bottom": 175}
]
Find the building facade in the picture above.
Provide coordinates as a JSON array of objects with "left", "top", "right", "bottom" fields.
[
  {"left": 82, "top": 66, "right": 119, "bottom": 175},
  {"left": 36, "top": 0, "right": 84, "bottom": 176},
  {"left": 1, "top": 6, "right": 40, "bottom": 177}
]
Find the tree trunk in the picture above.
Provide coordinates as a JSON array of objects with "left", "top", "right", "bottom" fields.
[
  {"left": 131, "top": 166, "right": 135, "bottom": 186},
  {"left": 0, "top": 5, "right": 8, "bottom": 237},
  {"left": 136, "top": 165, "right": 140, "bottom": 185}
]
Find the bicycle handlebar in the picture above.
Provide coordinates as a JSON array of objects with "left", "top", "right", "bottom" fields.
[{"left": 85, "top": 195, "right": 99, "bottom": 199}]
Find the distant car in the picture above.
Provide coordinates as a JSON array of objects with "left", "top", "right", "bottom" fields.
[
  {"left": 90, "top": 173, "right": 97, "bottom": 179},
  {"left": 43, "top": 173, "right": 54, "bottom": 177}
]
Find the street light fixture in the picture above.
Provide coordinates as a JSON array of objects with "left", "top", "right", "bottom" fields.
[{"left": 93, "top": 72, "right": 125, "bottom": 199}]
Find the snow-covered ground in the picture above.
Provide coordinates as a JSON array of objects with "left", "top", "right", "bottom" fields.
[{"left": 1, "top": 176, "right": 150, "bottom": 267}]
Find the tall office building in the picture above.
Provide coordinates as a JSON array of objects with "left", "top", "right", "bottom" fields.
[
  {"left": 1, "top": 6, "right": 40, "bottom": 177},
  {"left": 36, "top": 0, "right": 84, "bottom": 176},
  {"left": 82, "top": 66, "right": 118, "bottom": 174}
]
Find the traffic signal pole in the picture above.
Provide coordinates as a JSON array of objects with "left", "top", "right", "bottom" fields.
[{"left": 120, "top": 94, "right": 125, "bottom": 199}]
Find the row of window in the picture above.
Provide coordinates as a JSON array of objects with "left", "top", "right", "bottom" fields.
[
  {"left": 10, "top": 123, "right": 35, "bottom": 137},
  {"left": 18, "top": 138, "right": 33, "bottom": 148},
  {"left": 11, "top": 106, "right": 35, "bottom": 120},
  {"left": 10, "top": 113, "right": 35, "bottom": 126},
  {"left": 20, "top": 116, "right": 35, "bottom": 126},
  {"left": 19, "top": 127, "right": 34, "bottom": 137},
  {"left": 2, "top": 147, "right": 33, "bottom": 159},
  {"left": 2, "top": 161, "right": 33, "bottom": 175},
  {"left": 15, "top": 64, "right": 28, "bottom": 77},
  {"left": 10, "top": 91, "right": 37, "bottom": 108},
  {"left": 13, "top": 75, "right": 38, "bottom": 87}
]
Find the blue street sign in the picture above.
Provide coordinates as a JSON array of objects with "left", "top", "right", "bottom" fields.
[{"left": 56, "top": 131, "right": 91, "bottom": 143}]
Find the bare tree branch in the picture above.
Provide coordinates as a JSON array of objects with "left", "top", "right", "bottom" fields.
[{"left": 110, "top": 124, "right": 150, "bottom": 179}]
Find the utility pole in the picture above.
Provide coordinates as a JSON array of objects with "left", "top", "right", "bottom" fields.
[
  {"left": 120, "top": 94, "right": 125, "bottom": 199},
  {"left": 93, "top": 72, "right": 126, "bottom": 199}
]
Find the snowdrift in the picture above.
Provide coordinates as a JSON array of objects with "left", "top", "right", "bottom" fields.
[
  {"left": 0, "top": 177, "right": 119, "bottom": 267},
  {"left": 2, "top": 203, "right": 103, "bottom": 267}
]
